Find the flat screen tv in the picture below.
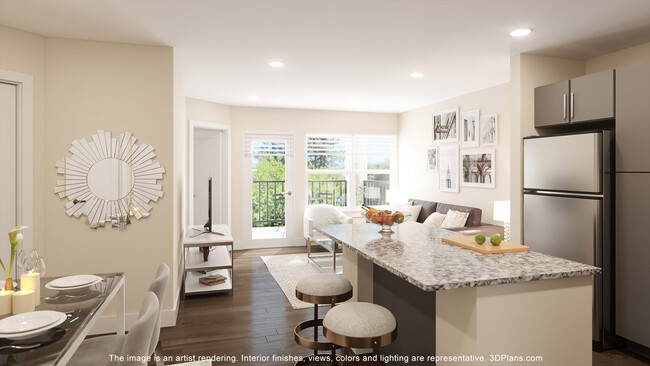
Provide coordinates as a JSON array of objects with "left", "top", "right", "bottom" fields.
[{"left": 191, "top": 177, "right": 224, "bottom": 237}]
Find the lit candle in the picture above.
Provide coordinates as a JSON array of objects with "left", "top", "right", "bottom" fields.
[
  {"left": 20, "top": 272, "right": 40, "bottom": 306},
  {"left": 12, "top": 290, "right": 35, "bottom": 314},
  {"left": 0, "top": 290, "right": 13, "bottom": 315}
]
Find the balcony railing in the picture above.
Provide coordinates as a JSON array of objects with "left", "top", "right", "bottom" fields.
[
  {"left": 252, "top": 180, "right": 285, "bottom": 227},
  {"left": 308, "top": 179, "right": 347, "bottom": 207},
  {"left": 252, "top": 179, "right": 390, "bottom": 227}
]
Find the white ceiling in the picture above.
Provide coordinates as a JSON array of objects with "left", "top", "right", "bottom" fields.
[{"left": 1, "top": 0, "right": 649, "bottom": 113}]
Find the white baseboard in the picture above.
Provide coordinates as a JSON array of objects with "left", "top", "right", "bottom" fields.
[
  {"left": 235, "top": 238, "right": 304, "bottom": 250},
  {"left": 89, "top": 277, "right": 181, "bottom": 335}
]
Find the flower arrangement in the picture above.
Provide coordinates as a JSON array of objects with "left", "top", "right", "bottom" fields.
[{"left": 2, "top": 226, "right": 29, "bottom": 290}]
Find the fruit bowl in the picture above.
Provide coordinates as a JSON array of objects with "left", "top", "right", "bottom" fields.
[{"left": 363, "top": 209, "right": 411, "bottom": 234}]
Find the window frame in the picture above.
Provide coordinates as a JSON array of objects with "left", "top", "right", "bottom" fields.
[{"left": 306, "top": 133, "right": 397, "bottom": 208}]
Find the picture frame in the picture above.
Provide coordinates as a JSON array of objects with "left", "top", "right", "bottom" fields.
[
  {"left": 438, "top": 145, "right": 459, "bottom": 192},
  {"left": 426, "top": 147, "right": 438, "bottom": 172},
  {"left": 461, "top": 149, "right": 495, "bottom": 188},
  {"left": 460, "top": 109, "right": 480, "bottom": 148},
  {"left": 480, "top": 113, "right": 498, "bottom": 146},
  {"left": 432, "top": 107, "right": 459, "bottom": 144}
]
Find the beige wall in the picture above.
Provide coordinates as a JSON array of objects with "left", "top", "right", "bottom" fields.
[
  {"left": 230, "top": 106, "right": 398, "bottom": 245},
  {"left": 398, "top": 84, "right": 510, "bottom": 224},
  {"left": 186, "top": 97, "right": 231, "bottom": 125},
  {"left": 587, "top": 41, "right": 650, "bottom": 74},
  {"left": 43, "top": 38, "right": 175, "bottom": 315},
  {"left": 172, "top": 51, "right": 187, "bottom": 301},
  {"left": 186, "top": 100, "right": 399, "bottom": 245},
  {"left": 0, "top": 25, "right": 46, "bottom": 253}
]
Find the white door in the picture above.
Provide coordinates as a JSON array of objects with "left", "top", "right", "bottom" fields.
[
  {"left": 243, "top": 133, "right": 294, "bottom": 247},
  {"left": 193, "top": 129, "right": 226, "bottom": 225},
  {"left": 0, "top": 82, "right": 17, "bottom": 266}
]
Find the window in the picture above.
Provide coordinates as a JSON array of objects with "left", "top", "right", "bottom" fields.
[{"left": 306, "top": 134, "right": 397, "bottom": 207}]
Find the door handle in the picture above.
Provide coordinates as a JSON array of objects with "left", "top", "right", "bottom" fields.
[
  {"left": 570, "top": 93, "right": 575, "bottom": 120},
  {"left": 563, "top": 94, "right": 567, "bottom": 120},
  {"left": 282, "top": 191, "right": 292, "bottom": 196}
]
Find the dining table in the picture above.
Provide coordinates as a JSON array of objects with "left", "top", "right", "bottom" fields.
[{"left": 0, "top": 273, "right": 125, "bottom": 365}]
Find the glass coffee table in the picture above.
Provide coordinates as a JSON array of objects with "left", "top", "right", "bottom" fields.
[{"left": 307, "top": 232, "right": 342, "bottom": 274}]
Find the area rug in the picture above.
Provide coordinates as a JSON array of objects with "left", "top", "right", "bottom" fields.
[{"left": 260, "top": 253, "right": 339, "bottom": 309}]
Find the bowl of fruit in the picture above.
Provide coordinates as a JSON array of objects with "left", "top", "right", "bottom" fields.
[{"left": 362, "top": 205, "right": 411, "bottom": 233}]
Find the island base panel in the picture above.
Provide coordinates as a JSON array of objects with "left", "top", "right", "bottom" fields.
[
  {"left": 373, "top": 264, "right": 436, "bottom": 365},
  {"left": 437, "top": 275, "right": 593, "bottom": 366}
]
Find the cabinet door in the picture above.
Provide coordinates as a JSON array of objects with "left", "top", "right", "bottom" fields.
[
  {"left": 616, "top": 173, "right": 650, "bottom": 347},
  {"left": 534, "top": 80, "right": 570, "bottom": 127},
  {"left": 616, "top": 60, "right": 650, "bottom": 172},
  {"left": 570, "top": 69, "right": 615, "bottom": 123}
]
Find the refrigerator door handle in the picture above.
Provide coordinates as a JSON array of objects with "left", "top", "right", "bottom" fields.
[
  {"left": 563, "top": 94, "right": 567, "bottom": 120},
  {"left": 571, "top": 92, "right": 575, "bottom": 119}
]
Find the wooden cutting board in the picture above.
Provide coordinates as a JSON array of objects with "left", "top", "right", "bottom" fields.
[{"left": 442, "top": 236, "right": 530, "bottom": 254}]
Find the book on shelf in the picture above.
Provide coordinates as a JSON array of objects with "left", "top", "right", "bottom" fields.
[
  {"left": 198, "top": 270, "right": 227, "bottom": 286},
  {"left": 199, "top": 277, "right": 226, "bottom": 286}
]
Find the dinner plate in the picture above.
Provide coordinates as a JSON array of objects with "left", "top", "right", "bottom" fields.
[
  {"left": 0, "top": 311, "right": 63, "bottom": 333},
  {"left": 45, "top": 277, "right": 102, "bottom": 294},
  {"left": 47, "top": 275, "right": 103, "bottom": 288},
  {"left": 0, "top": 311, "right": 66, "bottom": 340}
]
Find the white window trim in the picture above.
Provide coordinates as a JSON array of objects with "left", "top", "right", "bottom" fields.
[{"left": 306, "top": 133, "right": 397, "bottom": 209}]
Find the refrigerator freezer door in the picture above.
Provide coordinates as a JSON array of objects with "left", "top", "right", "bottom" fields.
[
  {"left": 524, "top": 193, "right": 602, "bottom": 343},
  {"left": 524, "top": 133, "right": 602, "bottom": 193},
  {"left": 524, "top": 194, "right": 599, "bottom": 266}
]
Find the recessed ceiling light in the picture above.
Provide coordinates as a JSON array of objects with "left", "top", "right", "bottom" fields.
[
  {"left": 510, "top": 28, "right": 531, "bottom": 37},
  {"left": 410, "top": 72, "right": 424, "bottom": 78},
  {"left": 248, "top": 95, "right": 259, "bottom": 100},
  {"left": 269, "top": 61, "right": 284, "bottom": 68}
]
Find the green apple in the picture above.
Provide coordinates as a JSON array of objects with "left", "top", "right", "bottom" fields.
[
  {"left": 474, "top": 234, "right": 486, "bottom": 245},
  {"left": 490, "top": 234, "right": 502, "bottom": 246}
]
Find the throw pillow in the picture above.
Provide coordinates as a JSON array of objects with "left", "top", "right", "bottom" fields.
[
  {"left": 423, "top": 212, "right": 446, "bottom": 227},
  {"left": 397, "top": 204, "right": 421, "bottom": 222},
  {"left": 439, "top": 210, "right": 470, "bottom": 228}
]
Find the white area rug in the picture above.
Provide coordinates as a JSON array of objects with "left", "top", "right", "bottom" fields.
[{"left": 261, "top": 253, "right": 338, "bottom": 309}]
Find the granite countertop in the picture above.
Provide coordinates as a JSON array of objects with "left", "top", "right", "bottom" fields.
[{"left": 315, "top": 222, "right": 600, "bottom": 291}]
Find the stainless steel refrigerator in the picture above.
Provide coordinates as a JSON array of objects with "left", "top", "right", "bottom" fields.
[{"left": 523, "top": 130, "right": 615, "bottom": 351}]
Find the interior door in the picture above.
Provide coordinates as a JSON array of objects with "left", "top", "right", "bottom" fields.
[
  {"left": 0, "top": 82, "right": 17, "bottom": 266},
  {"left": 193, "top": 129, "right": 224, "bottom": 225},
  {"left": 243, "top": 133, "right": 294, "bottom": 247}
]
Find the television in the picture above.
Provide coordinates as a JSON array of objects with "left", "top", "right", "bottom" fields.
[
  {"left": 204, "top": 177, "right": 212, "bottom": 231},
  {"left": 191, "top": 177, "right": 224, "bottom": 237}
]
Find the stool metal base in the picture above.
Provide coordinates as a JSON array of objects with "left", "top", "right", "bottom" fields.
[{"left": 294, "top": 318, "right": 340, "bottom": 351}]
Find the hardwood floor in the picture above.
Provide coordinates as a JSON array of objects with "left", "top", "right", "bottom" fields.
[{"left": 160, "top": 247, "right": 649, "bottom": 365}]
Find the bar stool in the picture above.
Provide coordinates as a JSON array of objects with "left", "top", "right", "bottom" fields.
[
  {"left": 323, "top": 302, "right": 398, "bottom": 365},
  {"left": 294, "top": 273, "right": 353, "bottom": 364}
]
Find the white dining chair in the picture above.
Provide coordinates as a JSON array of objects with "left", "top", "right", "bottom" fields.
[
  {"left": 148, "top": 263, "right": 170, "bottom": 366},
  {"left": 67, "top": 291, "right": 159, "bottom": 366}
]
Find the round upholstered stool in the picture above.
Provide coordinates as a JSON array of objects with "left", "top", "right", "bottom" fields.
[
  {"left": 323, "top": 302, "right": 397, "bottom": 365},
  {"left": 294, "top": 273, "right": 353, "bottom": 364}
]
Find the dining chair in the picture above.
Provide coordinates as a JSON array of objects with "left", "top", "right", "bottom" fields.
[
  {"left": 67, "top": 291, "right": 159, "bottom": 366},
  {"left": 148, "top": 263, "right": 170, "bottom": 366}
]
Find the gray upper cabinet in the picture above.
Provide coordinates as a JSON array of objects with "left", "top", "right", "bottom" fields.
[
  {"left": 534, "top": 80, "right": 570, "bottom": 127},
  {"left": 616, "top": 59, "right": 650, "bottom": 172},
  {"left": 570, "top": 70, "right": 615, "bottom": 124},
  {"left": 534, "top": 70, "right": 615, "bottom": 128}
]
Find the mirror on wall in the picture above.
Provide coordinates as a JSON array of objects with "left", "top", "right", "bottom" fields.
[{"left": 54, "top": 130, "right": 165, "bottom": 229}]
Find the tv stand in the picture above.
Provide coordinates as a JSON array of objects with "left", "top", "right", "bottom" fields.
[
  {"left": 190, "top": 226, "right": 225, "bottom": 238},
  {"left": 183, "top": 224, "right": 233, "bottom": 296}
]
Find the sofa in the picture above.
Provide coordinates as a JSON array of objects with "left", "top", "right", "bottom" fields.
[{"left": 407, "top": 198, "right": 504, "bottom": 237}]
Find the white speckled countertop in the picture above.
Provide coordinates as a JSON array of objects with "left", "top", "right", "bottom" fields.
[{"left": 315, "top": 222, "right": 600, "bottom": 291}]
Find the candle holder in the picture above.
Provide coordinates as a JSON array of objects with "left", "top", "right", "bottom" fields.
[{"left": 17, "top": 249, "right": 46, "bottom": 278}]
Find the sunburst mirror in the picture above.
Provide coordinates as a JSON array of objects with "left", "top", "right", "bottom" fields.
[{"left": 54, "top": 130, "right": 165, "bottom": 229}]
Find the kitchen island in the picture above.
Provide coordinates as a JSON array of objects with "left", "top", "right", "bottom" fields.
[{"left": 315, "top": 222, "right": 599, "bottom": 366}]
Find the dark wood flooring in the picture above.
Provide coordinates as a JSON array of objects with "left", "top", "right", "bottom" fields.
[{"left": 160, "top": 247, "right": 649, "bottom": 366}]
